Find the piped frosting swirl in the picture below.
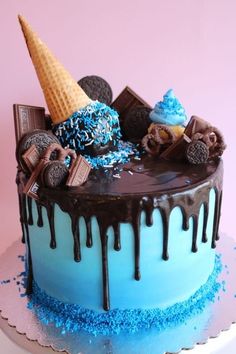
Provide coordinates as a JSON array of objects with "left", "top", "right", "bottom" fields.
[{"left": 150, "top": 89, "right": 187, "bottom": 126}]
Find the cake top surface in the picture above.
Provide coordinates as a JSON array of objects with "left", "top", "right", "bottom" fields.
[{"left": 39, "top": 157, "right": 222, "bottom": 200}]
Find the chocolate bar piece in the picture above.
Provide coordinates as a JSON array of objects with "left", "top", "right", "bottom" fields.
[
  {"left": 23, "top": 160, "right": 46, "bottom": 200},
  {"left": 160, "top": 134, "right": 191, "bottom": 160},
  {"left": 22, "top": 144, "right": 40, "bottom": 172},
  {"left": 13, "top": 104, "right": 46, "bottom": 143},
  {"left": 111, "top": 87, "right": 151, "bottom": 138},
  {"left": 66, "top": 155, "right": 91, "bottom": 187},
  {"left": 184, "top": 116, "right": 211, "bottom": 138}
]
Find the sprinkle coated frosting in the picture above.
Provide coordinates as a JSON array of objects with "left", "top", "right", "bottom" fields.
[
  {"left": 52, "top": 101, "right": 138, "bottom": 168},
  {"left": 27, "top": 255, "right": 222, "bottom": 336},
  {"left": 150, "top": 89, "right": 187, "bottom": 126},
  {"left": 52, "top": 101, "right": 121, "bottom": 153}
]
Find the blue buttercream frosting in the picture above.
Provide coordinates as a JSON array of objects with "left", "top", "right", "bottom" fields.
[
  {"left": 150, "top": 89, "right": 187, "bottom": 125},
  {"left": 27, "top": 254, "right": 222, "bottom": 335}
]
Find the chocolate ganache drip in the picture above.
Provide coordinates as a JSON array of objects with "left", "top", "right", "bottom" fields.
[{"left": 17, "top": 156, "right": 223, "bottom": 311}]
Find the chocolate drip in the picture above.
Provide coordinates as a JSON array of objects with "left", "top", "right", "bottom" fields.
[
  {"left": 113, "top": 223, "right": 121, "bottom": 251},
  {"left": 18, "top": 194, "right": 26, "bottom": 243},
  {"left": 16, "top": 157, "right": 223, "bottom": 311},
  {"left": 191, "top": 215, "right": 199, "bottom": 253},
  {"left": 85, "top": 217, "right": 93, "bottom": 248},
  {"left": 21, "top": 194, "right": 33, "bottom": 294},
  {"left": 46, "top": 203, "right": 56, "bottom": 249},
  {"left": 36, "top": 202, "right": 43, "bottom": 227},
  {"left": 212, "top": 188, "right": 221, "bottom": 249},
  {"left": 98, "top": 223, "right": 110, "bottom": 311},
  {"left": 27, "top": 196, "right": 33, "bottom": 225},
  {"left": 202, "top": 202, "right": 209, "bottom": 243},
  {"left": 182, "top": 209, "right": 189, "bottom": 231},
  {"left": 160, "top": 208, "right": 169, "bottom": 260},
  {"left": 71, "top": 216, "right": 81, "bottom": 262},
  {"left": 143, "top": 197, "right": 153, "bottom": 226},
  {"left": 216, "top": 191, "right": 222, "bottom": 241},
  {"left": 132, "top": 202, "right": 141, "bottom": 281}
]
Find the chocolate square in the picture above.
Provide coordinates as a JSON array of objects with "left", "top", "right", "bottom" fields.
[
  {"left": 23, "top": 160, "right": 46, "bottom": 200},
  {"left": 66, "top": 155, "right": 91, "bottom": 187},
  {"left": 111, "top": 86, "right": 151, "bottom": 131},
  {"left": 22, "top": 144, "right": 40, "bottom": 172},
  {"left": 13, "top": 104, "right": 46, "bottom": 143},
  {"left": 160, "top": 134, "right": 191, "bottom": 160}
]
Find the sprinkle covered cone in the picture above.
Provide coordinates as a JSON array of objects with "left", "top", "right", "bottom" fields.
[{"left": 18, "top": 15, "right": 92, "bottom": 124}]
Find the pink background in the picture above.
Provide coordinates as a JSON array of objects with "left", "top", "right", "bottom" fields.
[{"left": 0, "top": 0, "right": 236, "bottom": 254}]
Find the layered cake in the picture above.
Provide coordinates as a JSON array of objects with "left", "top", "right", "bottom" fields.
[{"left": 14, "top": 16, "right": 226, "bottom": 335}]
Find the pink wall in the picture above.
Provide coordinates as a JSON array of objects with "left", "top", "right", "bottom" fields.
[{"left": 0, "top": 0, "right": 236, "bottom": 253}]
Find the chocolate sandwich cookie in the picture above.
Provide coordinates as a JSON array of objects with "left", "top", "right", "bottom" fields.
[
  {"left": 186, "top": 140, "right": 209, "bottom": 164},
  {"left": 40, "top": 161, "right": 69, "bottom": 188},
  {"left": 78, "top": 75, "right": 113, "bottom": 105},
  {"left": 16, "top": 130, "right": 60, "bottom": 173},
  {"left": 123, "top": 106, "right": 152, "bottom": 142}
]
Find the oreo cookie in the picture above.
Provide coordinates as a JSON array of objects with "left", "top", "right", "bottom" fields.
[
  {"left": 186, "top": 140, "right": 209, "bottom": 164},
  {"left": 78, "top": 75, "right": 113, "bottom": 105},
  {"left": 16, "top": 130, "right": 60, "bottom": 173},
  {"left": 40, "top": 161, "right": 69, "bottom": 188},
  {"left": 123, "top": 106, "right": 152, "bottom": 142}
]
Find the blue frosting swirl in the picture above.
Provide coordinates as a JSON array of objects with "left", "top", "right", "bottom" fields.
[{"left": 150, "top": 89, "right": 187, "bottom": 125}]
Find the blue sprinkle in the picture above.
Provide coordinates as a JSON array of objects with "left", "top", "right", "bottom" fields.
[{"left": 26, "top": 255, "right": 222, "bottom": 336}]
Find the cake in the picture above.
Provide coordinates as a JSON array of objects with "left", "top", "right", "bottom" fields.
[{"left": 14, "top": 16, "right": 226, "bottom": 335}]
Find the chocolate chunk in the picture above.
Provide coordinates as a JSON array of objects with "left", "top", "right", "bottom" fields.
[
  {"left": 22, "top": 144, "right": 40, "bottom": 172},
  {"left": 23, "top": 159, "right": 46, "bottom": 200},
  {"left": 16, "top": 130, "right": 60, "bottom": 173},
  {"left": 111, "top": 86, "right": 151, "bottom": 139},
  {"left": 78, "top": 75, "right": 113, "bottom": 105},
  {"left": 66, "top": 155, "right": 91, "bottom": 187},
  {"left": 160, "top": 134, "right": 192, "bottom": 160},
  {"left": 184, "top": 116, "right": 211, "bottom": 138},
  {"left": 186, "top": 140, "right": 209, "bottom": 164},
  {"left": 41, "top": 161, "right": 69, "bottom": 188},
  {"left": 123, "top": 106, "right": 152, "bottom": 142},
  {"left": 13, "top": 104, "right": 47, "bottom": 144}
]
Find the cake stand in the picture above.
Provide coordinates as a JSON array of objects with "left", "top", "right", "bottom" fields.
[{"left": 0, "top": 233, "right": 236, "bottom": 354}]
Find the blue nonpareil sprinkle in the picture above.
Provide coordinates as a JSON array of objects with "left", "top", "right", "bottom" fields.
[
  {"left": 52, "top": 101, "right": 140, "bottom": 169},
  {"left": 52, "top": 101, "right": 121, "bottom": 153},
  {"left": 27, "top": 255, "right": 222, "bottom": 336}
]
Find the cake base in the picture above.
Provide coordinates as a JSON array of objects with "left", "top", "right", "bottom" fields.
[{"left": 0, "top": 234, "right": 235, "bottom": 354}]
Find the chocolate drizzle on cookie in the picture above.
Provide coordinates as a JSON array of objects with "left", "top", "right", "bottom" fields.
[{"left": 16, "top": 156, "right": 223, "bottom": 311}]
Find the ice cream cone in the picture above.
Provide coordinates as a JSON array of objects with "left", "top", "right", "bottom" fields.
[{"left": 18, "top": 15, "right": 92, "bottom": 124}]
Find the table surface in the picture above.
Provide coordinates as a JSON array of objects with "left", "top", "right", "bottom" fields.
[{"left": 1, "top": 322, "right": 236, "bottom": 354}]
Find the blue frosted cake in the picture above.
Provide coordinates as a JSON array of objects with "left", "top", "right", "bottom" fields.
[{"left": 14, "top": 15, "right": 226, "bottom": 335}]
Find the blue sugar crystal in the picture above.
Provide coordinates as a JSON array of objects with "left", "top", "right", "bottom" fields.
[{"left": 26, "top": 255, "right": 223, "bottom": 336}]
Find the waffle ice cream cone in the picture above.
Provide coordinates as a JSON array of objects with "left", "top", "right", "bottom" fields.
[{"left": 18, "top": 15, "right": 92, "bottom": 124}]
